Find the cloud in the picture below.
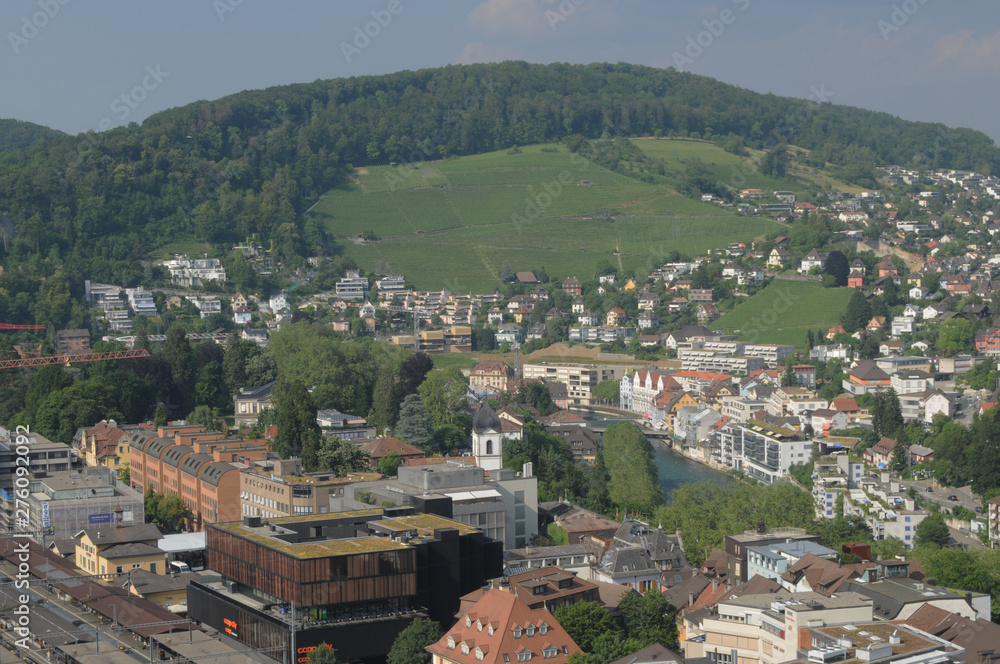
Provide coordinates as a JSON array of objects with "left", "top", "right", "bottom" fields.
[
  {"left": 931, "top": 29, "right": 1000, "bottom": 72},
  {"left": 464, "top": 0, "right": 551, "bottom": 37},
  {"left": 454, "top": 41, "right": 521, "bottom": 65}
]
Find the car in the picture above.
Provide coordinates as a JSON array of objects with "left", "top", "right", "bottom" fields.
[
  {"left": 925, "top": 487, "right": 933, "bottom": 492},
  {"left": 975, "top": 506, "right": 983, "bottom": 513},
  {"left": 948, "top": 495, "right": 959, "bottom": 501},
  {"left": 71, "top": 620, "right": 83, "bottom": 627}
]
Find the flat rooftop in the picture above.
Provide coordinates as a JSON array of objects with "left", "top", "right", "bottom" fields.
[{"left": 213, "top": 511, "right": 480, "bottom": 559}]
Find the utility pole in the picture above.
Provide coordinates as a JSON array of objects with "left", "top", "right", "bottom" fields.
[{"left": 289, "top": 600, "right": 296, "bottom": 664}]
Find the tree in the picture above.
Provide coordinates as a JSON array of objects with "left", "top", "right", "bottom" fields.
[
  {"left": 154, "top": 402, "right": 168, "bottom": 427},
  {"left": 825, "top": 251, "right": 849, "bottom": 287},
  {"left": 144, "top": 488, "right": 161, "bottom": 524},
  {"left": 417, "top": 368, "right": 468, "bottom": 429},
  {"left": 780, "top": 363, "right": 796, "bottom": 387},
  {"left": 156, "top": 494, "right": 193, "bottom": 531},
  {"left": 271, "top": 381, "right": 321, "bottom": 459},
  {"left": 306, "top": 645, "right": 339, "bottom": 664},
  {"left": 871, "top": 388, "right": 903, "bottom": 441},
  {"left": 161, "top": 323, "right": 198, "bottom": 414},
  {"left": 370, "top": 368, "right": 401, "bottom": 433},
  {"left": 554, "top": 601, "right": 623, "bottom": 653},
  {"left": 618, "top": 589, "right": 679, "bottom": 649},
  {"left": 937, "top": 318, "right": 974, "bottom": 355},
  {"left": 591, "top": 380, "right": 620, "bottom": 405},
  {"left": 760, "top": 143, "right": 789, "bottom": 177},
  {"left": 194, "top": 360, "right": 227, "bottom": 410},
  {"left": 378, "top": 452, "right": 403, "bottom": 477},
  {"left": 602, "top": 422, "right": 663, "bottom": 513},
  {"left": 316, "top": 438, "right": 370, "bottom": 475},
  {"left": 499, "top": 260, "right": 514, "bottom": 283},
  {"left": 889, "top": 439, "right": 909, "bottom": 473},
  {"left": 516, "top": 381, "right": 558, "bottom": 416},
  {"left": 842, "top": 288, "right": 871, "bottom": 333},
  {"left": 118, "top": 463, "right": 130, "bottom": 485},
  {"left": 387, "top": 617, "right": 442, "bottom": 664},
  {"left": 921, "top": 272, "right": 940, "bottom": 293},
  {"left": 395, "top": 394, "right": 435, "bottom": 449},
  {"left": 915, "top": 512, "right": 950, "bottom": 547}
]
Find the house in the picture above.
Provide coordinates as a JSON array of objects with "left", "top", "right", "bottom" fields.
[
  {"left": 767, "top": 247, "right": 789, "bottom": 268},
  {"left": 696, "top": 303, "right": 720, "bottom": 324},
  {"left": 908, "top": 444, "right": 934, "bottom": 464},
  {"left": 891, "top": 316, "right": 915, "bottom": 338},
  {"left": 495, "top": 324, "right": 524, "bottom": 345},
  {"left": 515, "top": 272, "right": 538, "bottom": 284},
  {"left": 487, "top": 306, "right": 504, "bottom": 325},
  {"left": 75, "top": 523, "right": 165, "bottom": 576},
  {"left": 577, "top": 310, "right": 600, "bottom": 326},
  {"left": 470, "top": 360, "right": 516, "bottom": 393},
  {"left": 825, "top": 326, "right": 847, "bottom": 340},
  {"left": 862, "top": 437, "right": 907, "bottom": 469},
  {"left": 975, "top": 327, "right": 1000, "bottom": 357},
  {"left": 355, "top": 437, "right": 425, "bottom": 468},
  {"left": 637, "top": 310, "right": 659, "bottom": 329},
  {"left": 606, "top": 307, "right": 626, "bottom": 327},
  {"left": 799, "top": 249, "right": 826, "bottom": 274},
  {"left": 561, "top": 277, "right": 582, "bottom": 296},
  {"left": 232, "top": 305, "right": 251, "bottom": 325},
  {"left": 526, "top": 323, "right": 547, "bottom": 341},
  {"left": 234, "top": 381, "right": 276, "bottom": 427},
  {"left": 55, "top": 329, "right": 91, "bottom": 355},
  {"left": 426, "top": 588, "right": 581, "bottom": 664},
  {"left": 458, "top": 567, "right": 600, "bottom": 616},
  {"left": 570, "top": 297, "right": 585, "bottom": 314},
  {"left": 592, "top": 520, "right": 690, "bottom": 592},
  {"left": 80, "top": 419, "right": 133, "bottom": 470},
  {"left": 331, "top": 314, "right": 350, "bottom": 332},
  {"left": 866, "top": 316, "right": 886, "bottom": 332},
  {"left": 231, "top": 292, "right": 249, "bottom": 309},
  {"left": 637, "top": 290, "right": 661, "bottom": 310},
  {"left": 664, "top": 325, "right": 719, "bottom": 349},
  {"left": 848, "top": 259, "right": 865, "bottom": 288},
  {"left": 842, "top": 360, "right": 891, "bottom": 395},
  {"left": 909, "top": 286, "right": 930, "bottom": 300}
]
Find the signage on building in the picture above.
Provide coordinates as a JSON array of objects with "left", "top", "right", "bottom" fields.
[
  {"left": 41, "top": 502, "right": 50, "bottom": 528},
  {"left": 89, "top": 513, "right": 112, "bottom": 524}
]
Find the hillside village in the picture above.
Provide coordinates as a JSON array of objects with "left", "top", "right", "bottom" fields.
[{"left": 5, "top": 161, "right": 1000, "bottom": 664}]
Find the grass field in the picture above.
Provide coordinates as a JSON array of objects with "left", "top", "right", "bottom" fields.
[
  {"left": 152, "top": 239, "right": 213, "bottom": 259},
  {"left": 310, "top": 143, "right": 783, "bottom": 291},
  {"left": 631, "top": 138, "right": 862, "bottom": 196},
  {"left": 709, "top": 280, "right": 853, "bottom": 349}
]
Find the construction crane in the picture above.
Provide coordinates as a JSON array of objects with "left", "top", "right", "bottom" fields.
[
  {"left": 0, "top": 348, "right": 150, "bottom": 369},
  {"left": 0, "top": 323, "right": 45, "bottom": 330}
]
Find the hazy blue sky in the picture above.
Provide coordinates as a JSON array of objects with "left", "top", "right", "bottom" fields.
[{"left": 2, "top": 0, "right": 998, "bottom": 143}]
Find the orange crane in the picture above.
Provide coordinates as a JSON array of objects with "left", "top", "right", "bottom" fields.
[
  {"left": 0, "top": 323, "right": 46, "bottom": 330},
  {"left": 0, "top": 348, "right": 150, "bottom": 369}
]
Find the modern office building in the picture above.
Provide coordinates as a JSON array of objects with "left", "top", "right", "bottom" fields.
[{"left": 188, "top": 509, "right": 502, "bottom": 662}]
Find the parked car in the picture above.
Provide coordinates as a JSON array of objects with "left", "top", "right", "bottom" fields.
[
  {"left": 925, "top": 487, "right": 933, "bottom": 492},
  {"left": 947, "top": 494, "right": 959, "bottom": 501}
]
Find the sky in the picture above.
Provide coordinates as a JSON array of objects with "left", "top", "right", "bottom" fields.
[{"left": 2, "top": 0, "right": 999, "bottom": 143}]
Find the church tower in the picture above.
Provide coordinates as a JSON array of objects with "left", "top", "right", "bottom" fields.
[{"left": 472, "top": 401, "right": 503, "bottom": 471}]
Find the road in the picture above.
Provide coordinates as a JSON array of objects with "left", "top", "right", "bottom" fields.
[{"left": 897, "top": 477, "right": 984, "bottom": 515}]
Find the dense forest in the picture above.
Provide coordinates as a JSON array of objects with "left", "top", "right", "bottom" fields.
[
  {"left": 0, "top": 61, "right": 998, "bottom": 308},
  {"left": 0, "top": 119, "right": 66, "bottom": 152}
]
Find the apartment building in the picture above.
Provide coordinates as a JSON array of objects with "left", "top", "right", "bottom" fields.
[
  {"left": 679, "top": 350, "right": 766, "bottom": 375},
  {"left": 713, "top": 421, "right": 813, "bottom": 483},
  {"left": 525, "top": 362, "right": 627, "bottom": 406},
  {"left": 13, "top": 469, "right": 144, "bottom": 538},
  {"left": 240, "top": 457, "right": 380, "bottom": 519},
  {"left": 682, "top": 591, "right": 875, "bottom": 664},
  {"left": 335, "top": 271, "right": 369, "bottom": 300},
  {"left": 390, "top": 325, "right": 472, "bottom": 353}
]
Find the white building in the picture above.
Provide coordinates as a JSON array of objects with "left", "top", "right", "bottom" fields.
[
  {"left": 125, "top": 287, "right": 157, "bottom": 317},
  {"left": 162, "top": 255, "right": 227, "bottom": 287},
  {"left": 713, "top": 422, "right": 813, "bottom": 483}
]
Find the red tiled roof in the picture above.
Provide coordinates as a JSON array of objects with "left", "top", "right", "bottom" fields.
[{"left": 427, "top": 589, "right": 580, "bottom": 664}]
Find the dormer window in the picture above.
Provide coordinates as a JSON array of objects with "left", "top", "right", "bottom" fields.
[
  {"left": 466, "top": 616, "right": 472, "bottom": 627},
  {"left": 526, "top": 625, "right": 535, "bottom": 637},
  {"left": 489, "top": 625, "right": 495, "bottom": 636},
  {"left": 447, "top": 637, "right": 455, "bottom": 650},
  {"left": 517, "top": 650, "right": 532, "bottom": 662},
  {"left": 477, "top": 620, "right": 483, "bottom": 632},
  {"left": 461, "top": 643, "right": 470, "bottom": 655},
  {"left": 543, "top": 646, "right": 558, "bottom": 659},
  {"left": 538, "top": 623, "right": 548, "bottom": 635},
  {"left": 513, "top": 626, "right": 522, "bottom": 639}
]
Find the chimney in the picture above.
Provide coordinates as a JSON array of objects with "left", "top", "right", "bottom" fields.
[{"left": 688, "top": 592, "right": 694, "bottom": 607}]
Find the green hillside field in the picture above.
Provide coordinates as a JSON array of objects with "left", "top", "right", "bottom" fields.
[
  {"left": 310, "top": 143, "right": 783, "bottom": 292},
  {"left": 709, "top": 279, "right": 853, "bottom": 349}
]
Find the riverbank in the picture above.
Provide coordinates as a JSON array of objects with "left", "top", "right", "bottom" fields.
[{"left": 649, "top": 437, "right": 734, "bottom": 495}]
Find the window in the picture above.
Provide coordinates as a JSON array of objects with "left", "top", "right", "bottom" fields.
[
  {"left": 513, "top": 626, "right": 522, "bottom": 639},
  {"left": 526, "top": 625, "right": 535, "bottom": 636},
  {"left": 462, "top": 643, "right": 470, "bottom": 655},
  {"left": 539, "top": 623, "right": 548, "bottom": 635},
  {"left": 116, "top": 566, "right": 123, "bottom": 574},
  {"left": 447, "top": 637, "right": 455, "bottom": 650},
  {"left": 150, "top": 563, "right": 157, "bottom": 573},
  {"left": 543, "top": 647, "right": 558, "bottom": 659},
  {"left": 517, "top": 651, "right": 532, "bottom": 662},
  {"left": 486, "top": 440, "right": 493, "bottom": 455},
  {"left": 132, "top": 563, "right": 141, "bottom": 569}
]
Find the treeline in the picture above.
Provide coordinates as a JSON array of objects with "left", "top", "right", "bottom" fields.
[
  {"left": 0, "top": 118, "right": 66, "bottom": 152},
  {"left": 1, "top": 62, "right": 998, "bottom": 298}
]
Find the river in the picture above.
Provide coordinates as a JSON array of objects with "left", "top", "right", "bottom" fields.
[{"left": 578, "top": 414, "right": 734, "bottom": 496}]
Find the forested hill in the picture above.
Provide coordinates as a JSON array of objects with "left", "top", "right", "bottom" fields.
[
  {"left": 1, "top": 61, "right": 998, "bottom": 287},
  {"left": 0, "top": 119, "right": 66, "bottom": 152}
]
